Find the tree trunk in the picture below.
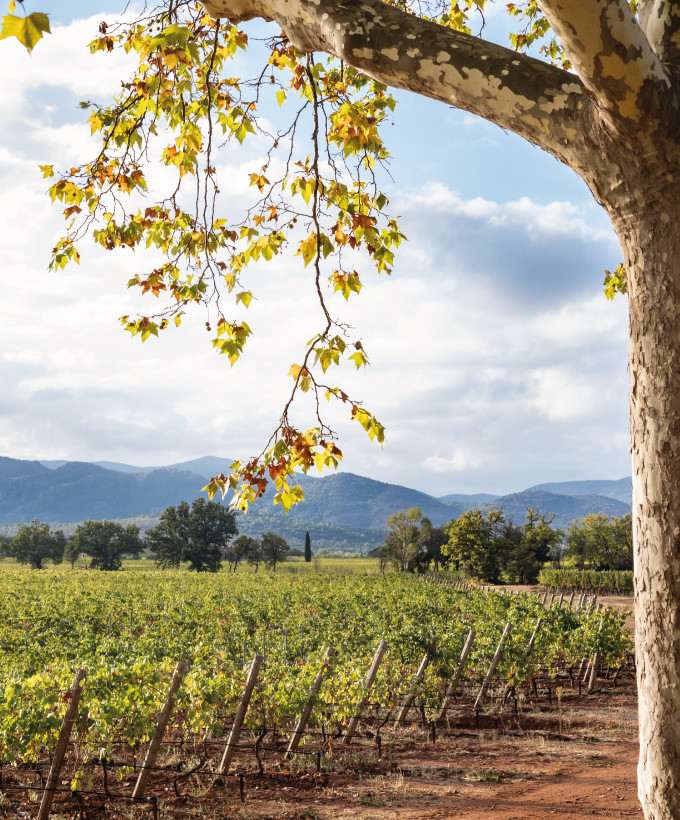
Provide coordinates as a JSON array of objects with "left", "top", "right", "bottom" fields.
[{"left": 614, "top": 195, "right": 680, "bottom": 818}]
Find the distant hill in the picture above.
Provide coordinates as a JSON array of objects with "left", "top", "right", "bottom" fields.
[
  {"left": 251, "top": 472, "right": 464, "bottom": 529},
  {"left": 41, "top": 455, "right": 235, "bottom": 479},
  {"left": 491, "top": 488, "right": 630, "bottom": 528},
  {"left": 439, "top": 492, "right": 498, "bottom": 505},
  {"left": 0, "top": 457, "right": 208, "bottom": 525},
  {"left": 0, "top": 458, "right": 459, "bottom": 550},
  {"left": 1, "top": 455, "right": 632, "bottom": 552},
  {"left": 528, "top": 477, "right": 631, "bottom": 505}
]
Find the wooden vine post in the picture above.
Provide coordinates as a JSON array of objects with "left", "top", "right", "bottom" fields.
[
  {"left": 285, "top": 647, "right": 335, "bottom": 758},
  {"left": 342, "top": 640, "right": 387, "bottom": 745},
  {"left": 437, "top": 628, "right": 476, "bottom": 719},
  {"left": 219, "top": 653, "right": 263, "bottom": 774},
  {"left": 588, "top": 617, "right": 605, "bottom": 693},
  {"left": 396, "top": 654, "right": 430, "bottom": 726},
  {"left": 133, "top": 661, "right": 187, "bottom": 799},
  {"left": 527, "top": 618, "right": 543, "bottom": 653},
  {"left": 37, "top": 669, "right": 86, "bottom": 820},
  {"left": 474, "top": 623, "right": 512, "bottom": 710}
]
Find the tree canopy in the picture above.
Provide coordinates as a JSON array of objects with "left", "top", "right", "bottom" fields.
[
  {"left": 66, "top": 520, "right": 142, "bottom": 571},
  {"left": 7, "top": 520, "right": 66, "bottom": 569},
  {"left": 260, "top": 530, "right": 290, "bottom": 570},
  {"left": 146, "top": 497, "right": 238, "bottom": 572}
]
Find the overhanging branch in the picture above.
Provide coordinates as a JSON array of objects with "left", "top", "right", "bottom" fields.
[{"left": 201, "top": 0, "right": 589, "bottom": 163}]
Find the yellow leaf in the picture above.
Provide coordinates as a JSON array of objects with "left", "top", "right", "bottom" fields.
[
  {"left": 0, "top": 12, "right": 50, "bottom": 52},
  {"left": 295, "top": 233, "right": 317, "bottom": 267},
  {"left": 248, "top": 173, "right": 269, "bottom": 192}
]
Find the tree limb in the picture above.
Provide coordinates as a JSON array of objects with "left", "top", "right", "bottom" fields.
[
  {"left": 639, "top": 0, "right": 680, "bottom": 65},
  {"left": 201, "top": 0, "right": 589, "bottom": 163},
  {"left": 537, "top": 0, "right": 670, "bottom": 124}
]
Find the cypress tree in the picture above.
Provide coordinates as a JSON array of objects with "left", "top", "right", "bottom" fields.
[{"left": 304, "top": 531, "right": 312, "bottom": 562}]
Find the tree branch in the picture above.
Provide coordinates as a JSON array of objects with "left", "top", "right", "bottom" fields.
[
  {"left": 201, "top": 0, "right": 588, "bottom": 163},
  {"left": 537, "top": 0, "right": 670, "bottom": 123},
  {"left": 639, "top": 0, "right": 680, "bottom": 65}
]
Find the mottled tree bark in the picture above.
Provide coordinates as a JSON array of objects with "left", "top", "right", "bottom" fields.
[
  {"left": 201, "top": 0, "right": 680, "bottom": 816},
  {"left": 615, "top": 193, "right": 680, "bottom": 818}
]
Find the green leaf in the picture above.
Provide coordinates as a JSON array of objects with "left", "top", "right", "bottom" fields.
[{"left": 0, "top": 12, "right": 50, "bottom": 52}]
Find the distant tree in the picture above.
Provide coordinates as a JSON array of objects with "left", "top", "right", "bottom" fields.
[
  {"left": 261, "top": 531, "right": 290, "bottom": 571},
  {"left": 146, "top": 497, "right": 238, "bottom": 572},
  {"left": 246, "top": 537, "right": 264, "bottom": 572},
  {"left": 226, "top": 534, "right": 256, "bottom": 573},
  {"left": 414, "top": 520, "right": 449, "bottom": 573},
  {"left": 304, "top": 531, "right": 312, "bottom": 563},
  {"left": 612, "top": 514, "right": 633, "bottom": 571},
  {"left": 146, "top": 503, "right": 190, "bottom": 569},
  {"left": 494, "top": 521, "right": 524, "bottom": 577},
  {"left": 289, "top": 547, "right": 304, "bottom": 557},
  {"left": 0, "top": 533, "right": 12, "bottom": 560},
  {"left": 565, "top": 513, "right": 632, "bottom": 571},
  {"left": 444, "top": 508, "right": 504, "bottom": 583},
  {"left": 9, "top": 520, "right": 66, "bottom": 569},
  {"left": 384, "top": 508, "right": 426, "bottom": 572},
  {"left": 505, "top": 508, "right": 563, "bottom": 583},
  {"left": 67, "top": 520, "right": 141, "bottom": 571}
]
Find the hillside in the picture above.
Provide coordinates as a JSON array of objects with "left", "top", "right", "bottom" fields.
[
  {"left": 528, "top": 477, "right": 632, "bottom": 505},
  {"left": 492, "top": 488, "right": 630, "bottom": 527},
  {"left": 0, "top": 457, "right": 207, "bottom": 525},
  {"left": 1, "top": 455, "right": 633, "bottom": 552},
  {"left": 248, "top": 472, "right": 464, "bottom": 529}
]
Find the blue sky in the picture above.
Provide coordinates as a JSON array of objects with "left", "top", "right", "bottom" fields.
[{"left": 0, "top": 2, "right": 630, "bottom": 495}]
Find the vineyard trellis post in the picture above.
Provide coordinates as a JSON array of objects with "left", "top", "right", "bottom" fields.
[
  {"left": 219, "top": 653, "right": 263, "bottom": 774},
  {"left": 285, "top": 647, "right": 335, "bottom": 758},
  {"left": 396, "top": 654, "right": 430, "bottom": 726},
  {"left": 37, "top": 668, "right": 86, "bottom": 820},
  {"left": 474, "top": 623, "right": 512, "bottom": 710},
  {"left": 342, "top": 639, "right": 387, "bottom": 745},
  {"left": 527, "top": 618, "right": 543, "bottom": 654},
  {"left": 133, "top": 661, "right": 187, "bottom": 799},
  {"left": 437, "top": 628, "right": 476, "bottom": 720},
  {"left": 588, "top": 617, "right": 605, "bottom": 693}
]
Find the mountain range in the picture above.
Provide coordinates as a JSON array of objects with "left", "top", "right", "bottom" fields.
[{"left": 0, "top": 455, "right": 631, "bottom": 552}]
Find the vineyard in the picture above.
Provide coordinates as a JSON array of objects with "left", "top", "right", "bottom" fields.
[
  {"left": 0, "top": 566, "right": 634, "bottom": 818},
  {"left": 538, "top": 567, "right": 634, "bottom": 594}
]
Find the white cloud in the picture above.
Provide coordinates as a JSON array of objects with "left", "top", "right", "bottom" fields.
[
  {"left": 424, "top": 448, "right": 481, "bottom": 473},
  {"left": 397, "top": 183, "right": 614, "bottom": 243}
]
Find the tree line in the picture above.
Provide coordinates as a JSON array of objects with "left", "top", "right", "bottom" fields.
[
  {"left": 0, "top": 498, "right": 311, "bottom": 572},
  {"left": 380, "top": 507, "right": 633, "bottom": 583}
]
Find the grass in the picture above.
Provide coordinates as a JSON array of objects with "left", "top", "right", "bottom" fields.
[{"left": 0, "top": 555, "right": 383, "bottom": 575}]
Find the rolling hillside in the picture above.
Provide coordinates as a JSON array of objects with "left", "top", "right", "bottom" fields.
[{"left": 0, "top": 455, "right": 632, "bottom": 551}]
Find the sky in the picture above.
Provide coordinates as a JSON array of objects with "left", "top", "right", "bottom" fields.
[{"left": 0, "top": 2, "right": 631, "bottom": 496}]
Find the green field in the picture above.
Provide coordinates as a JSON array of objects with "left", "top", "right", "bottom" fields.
[{"left": 0, "top": 563, "right": 632, "bottom": 764}]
